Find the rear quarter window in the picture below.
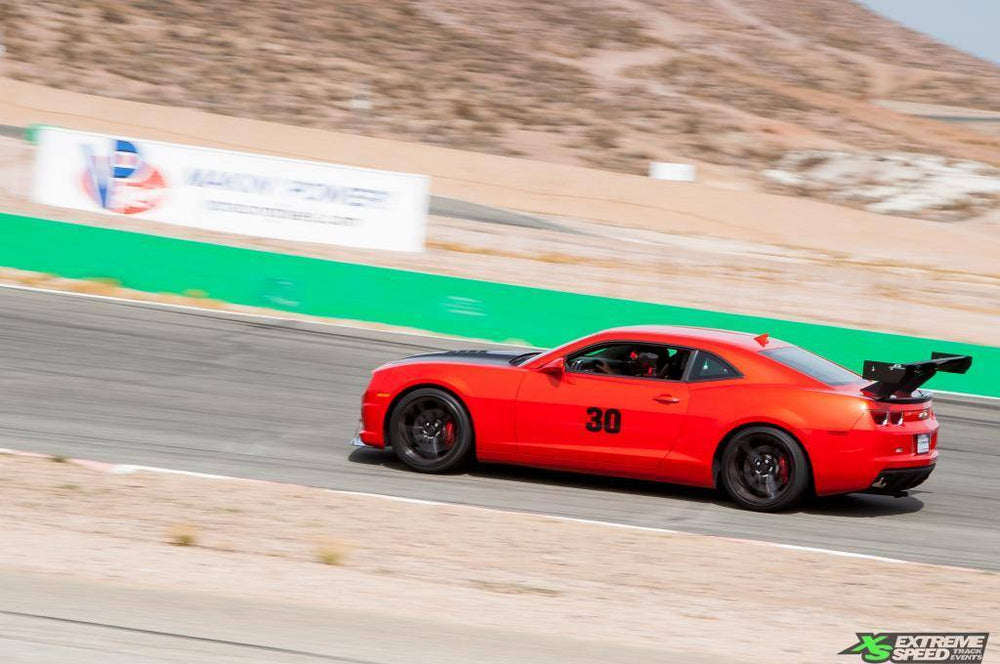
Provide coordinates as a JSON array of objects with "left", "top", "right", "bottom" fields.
[
  {"left": 690, "top": 352, "right": 741, "bottom": 381},
  {"left": 762, "top": 346, "right": 859, "bottom": 386}
]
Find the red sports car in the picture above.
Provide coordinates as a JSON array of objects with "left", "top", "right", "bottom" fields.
[{"left": 354, "top": 326, "right": 971, "bottom": 511}]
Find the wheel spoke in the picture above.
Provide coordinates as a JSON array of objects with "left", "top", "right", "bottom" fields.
[
  {"left": 737, "top": 439, "right": 757, "bottom": 458},
  {"left": 726, "top": 432, "right": 800, "bottom": 508},
  {"left": 395, "top": 395, "right": 464, "bottom": 462},
  {"left": 762, "top": 473, "right": 778, "bottom": 499}
]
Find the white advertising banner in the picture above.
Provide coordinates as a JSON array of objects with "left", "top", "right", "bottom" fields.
[{"left": 32, "top": 127, "right": 429, "bottom": 252}]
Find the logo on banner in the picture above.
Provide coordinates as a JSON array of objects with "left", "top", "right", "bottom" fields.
[{"left": 81, "top": 139, "right": 167, "bottom": 214}]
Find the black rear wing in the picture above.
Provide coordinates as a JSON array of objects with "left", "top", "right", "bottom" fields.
[{"left": 862, "top": 352, "right": 973, "bottom": 399}]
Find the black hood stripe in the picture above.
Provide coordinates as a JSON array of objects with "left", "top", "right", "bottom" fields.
[{"left": 399, "top": 349, "right": 531, "bottom": 366}]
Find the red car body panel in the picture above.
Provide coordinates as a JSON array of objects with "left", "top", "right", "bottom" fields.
[{"left": 358, "top": 326, "right": 940, "bottom": 496}]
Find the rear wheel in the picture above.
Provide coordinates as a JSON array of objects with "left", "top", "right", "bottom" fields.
[
  {"left": 721, "top": 426, "right": 809, "bottom": 512},
  {"left": 389, "top": 388, "right": 473, "bottom": 473}
]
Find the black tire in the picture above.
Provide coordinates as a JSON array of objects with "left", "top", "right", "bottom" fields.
[
  {"left": 388, "top": 388, "right": 474, "bottom": 473},
  {"left": 720, "top": 426, "right": 810, "bottom": 512}
]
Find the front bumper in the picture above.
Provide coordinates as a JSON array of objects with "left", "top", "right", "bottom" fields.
[
  {"left": 351, "top": 417, "right": 385, "bottom": 449},
  {"left": 866, "top": 464, "right": 935, "bottom": 495}
]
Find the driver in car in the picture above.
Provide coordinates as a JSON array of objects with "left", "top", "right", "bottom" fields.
[{"left": 628, "top": 350, "right": 659, "bottom": 377}]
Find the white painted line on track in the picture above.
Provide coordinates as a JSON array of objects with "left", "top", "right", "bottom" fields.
[
  {"left": 106, "top": 466, "right": 948, "bottom": 567},
  {"left": 2, "top": 281, "right": 997, "bottom": 403},
  {"left": 929, "top": 389, "right": 1000, "bottom": 403},
  {"left": 320, "top": 488, "right": 918, "bottom": 565},
  {"left": 109, "top": 464, "right": 238, "bottom": 480},
  {"left": 0, "top": 282, "right": 530, "bottom": 347},
  {"left": 2, "top": 446, "right": 981, "bottom": 573}
]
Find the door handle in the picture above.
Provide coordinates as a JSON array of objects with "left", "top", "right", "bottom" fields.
[{"left": 654, "top": 394, "right": 681, "bottom": 404}]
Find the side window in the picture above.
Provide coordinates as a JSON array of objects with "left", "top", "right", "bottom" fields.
[
  {"left": 567, "top": 343, "right": 692, "bottom": 380},
  {"left": 691, "top": 351, "right": 740, "bottom": 381},
  {"left": 568, "top": 343, "right": 631, "bottom": 376}
]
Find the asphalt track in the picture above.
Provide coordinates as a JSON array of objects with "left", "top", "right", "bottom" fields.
[{"left": 1, "top": 286, "right": 998, "bottom": 571}]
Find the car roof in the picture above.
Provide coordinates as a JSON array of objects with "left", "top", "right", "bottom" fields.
[{"left": 596, "top": 325, "right": 793, "bottom": 353}]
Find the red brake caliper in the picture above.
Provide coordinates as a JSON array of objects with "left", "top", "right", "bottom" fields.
[
  {"left": 442, "top": 421, "right": 455, "bottom": 449},
  {"left": 777, "top": 455, "right": 789, "bottom": 484}
]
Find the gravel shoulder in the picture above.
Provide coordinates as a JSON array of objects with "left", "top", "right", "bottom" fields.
[{"left": 2, "top": 455, "right": 997, "bottom": 663}]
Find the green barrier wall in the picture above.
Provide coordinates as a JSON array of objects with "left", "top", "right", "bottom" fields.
[{"left": 2, "top": 212, "right": 996, "bottom": 396}]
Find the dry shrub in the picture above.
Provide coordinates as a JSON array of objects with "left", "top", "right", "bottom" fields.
[
  {"left": 586, "top": 125, "right": 620, "bottom": 149},
  {"left": 315, "top": 539, "right": 350, "bottom": 566},
  {"left": 100, "top": 6, "right": 128, "bottom": 24},
  {"left": 452, "top": 99, "right": 480, "bottom": 121},
  {"left": 168, "top": 523, "right": 198, "bottom": 547}
]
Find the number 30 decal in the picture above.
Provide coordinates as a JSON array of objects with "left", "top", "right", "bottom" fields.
[{"left": 585, "top": 407, "right": 622, "bottom": 434}]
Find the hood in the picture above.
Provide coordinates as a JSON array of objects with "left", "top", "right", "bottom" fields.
[{"left": 392, "top": 348, "right": 538, "bottom": 367}]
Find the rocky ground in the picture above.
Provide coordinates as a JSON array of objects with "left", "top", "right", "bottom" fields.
[
  {"left": 2, "top": 0, "right": 1000, "bottom": 188},
  {"left": 765, "top": 151, "right": 1000, "bottom": 221}
]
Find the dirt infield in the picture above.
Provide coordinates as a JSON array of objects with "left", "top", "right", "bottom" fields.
[{"left": 0, "top": 454, "right": 997, "bottom": 662}]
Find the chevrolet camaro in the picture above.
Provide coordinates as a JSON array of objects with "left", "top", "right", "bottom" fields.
[{"left": 353, "top": 326, "right": 970, "bottom": 511}]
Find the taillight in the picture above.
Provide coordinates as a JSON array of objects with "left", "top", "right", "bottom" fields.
[
  {"left": 870, "top": 410, "right": 902, "bottom": 426},
  {"left": 869, "top": 407, "right": 933, "bottom": 426}
]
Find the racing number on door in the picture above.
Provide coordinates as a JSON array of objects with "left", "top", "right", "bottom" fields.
[{"left": 585, "top": 407, "right": 622, "bottom": 434}]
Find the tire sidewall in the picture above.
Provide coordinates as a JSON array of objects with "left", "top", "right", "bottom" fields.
[
  {"left": 389, "top": 388, "right": 474, "bottom": 473},
  {"left": 721, "top": 426, "right": 810, "bottom": 512}
]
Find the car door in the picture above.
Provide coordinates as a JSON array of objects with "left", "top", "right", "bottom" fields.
[{"left": 514, "top": 342, "right": 691, "bottom": 473}]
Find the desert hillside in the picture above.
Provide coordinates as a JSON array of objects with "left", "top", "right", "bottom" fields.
[{"left": 3, "top": 0, "right": 1000, "bottom": 181}]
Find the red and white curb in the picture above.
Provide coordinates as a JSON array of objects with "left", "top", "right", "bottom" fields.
[{"left": 2, "top": 446, "right": 985, "bottom": 573}]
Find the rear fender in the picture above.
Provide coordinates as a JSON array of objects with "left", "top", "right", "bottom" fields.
[{"left": 670, "top": 383, "right": 865, "bottom": 487}]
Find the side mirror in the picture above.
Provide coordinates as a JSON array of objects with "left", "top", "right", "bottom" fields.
[{"left": 539, "top": 357, "right": 565, "bottom": 377}]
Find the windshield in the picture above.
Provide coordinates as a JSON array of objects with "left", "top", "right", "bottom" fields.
[{"left": 762, "top": 347, "right": 860, "bottom": 386}]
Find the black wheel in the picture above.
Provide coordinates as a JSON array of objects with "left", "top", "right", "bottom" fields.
[
  {"left": 721, "top": 426, "right": 810, "bottom": 512},
  {"left": 388, "top": 388, "right": 473, "bottom": 473}
]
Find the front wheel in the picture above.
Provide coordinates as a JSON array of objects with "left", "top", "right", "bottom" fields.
[
  {"left": 721, "top": 426, "right": 810, "bottom": 512},
  {"left": 388, "top": 388, "right": 474, "bottom": 473}
]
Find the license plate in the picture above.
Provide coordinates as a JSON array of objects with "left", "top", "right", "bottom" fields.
[{"left": 916, "top": 434, "right": 931, "bottom": 454}]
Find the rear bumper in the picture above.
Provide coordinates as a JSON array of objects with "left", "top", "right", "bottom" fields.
[
  {"left": 866, "top": 464, "right": 935, "bottom": 494},
  {"left": 809, "top": 418, "right": 939, "bottom": 495}
]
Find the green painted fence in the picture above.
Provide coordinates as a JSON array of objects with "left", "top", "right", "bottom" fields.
[{"left": 1, "top": 212, "right": 996, "bottom": 397}]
